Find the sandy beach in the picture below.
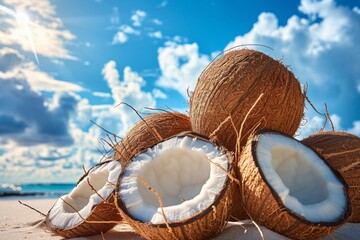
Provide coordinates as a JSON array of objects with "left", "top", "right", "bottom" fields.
[{"left": 0, "top": 198, "right": 359, "bottom": 240}]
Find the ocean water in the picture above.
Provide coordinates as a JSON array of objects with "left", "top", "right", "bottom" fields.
[{"left": 0, "top": 183, "right": 76, "bottom": 200}]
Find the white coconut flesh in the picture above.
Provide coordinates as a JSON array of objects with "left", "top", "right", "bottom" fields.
[
  {"left": 256, "top": 133, "right": 347, "bottom": 222},
  {"left": 120, "top": 135, "right": 230, "bottom": 225},
  {"left": 48, "top": 160, "right": 121, "bottom": 229}
]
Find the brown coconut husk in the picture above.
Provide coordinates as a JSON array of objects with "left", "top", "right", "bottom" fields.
[
  {"left": 46, "top": 160, "right": 122, "bottom": 238},
  {"left": 114, "top": 111, "right": 191, "bottom": 162},
  {"left": 302, "top": 131, "right": 360, "bottom": 222},
  {"left": 190, "top": 48, "right": 305, "bottom": 152},
  {"left": 116, "top": 132, "right": 236, "bottom": 240},
  {"left": 238, "top": 130, "right": 351, "bottom": 240}
]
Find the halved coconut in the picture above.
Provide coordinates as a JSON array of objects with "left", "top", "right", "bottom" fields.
[
  {"left": 46, "top": 160, "right": 122, "bottom": 238},
  {"left": 238, "top": 130, "right": 351, "bottom": 239},
  {"left": 114, "top": 112, "right": 191, "bottom": 162},
  {"left": 116, "top": 132, "right": 235, "bottom": 240},
  {"left": 190, "top": 49, "right": 304, "bottom": 152},
  {"left": 302, "top": 131, "right": 360, "bottom": 222}
]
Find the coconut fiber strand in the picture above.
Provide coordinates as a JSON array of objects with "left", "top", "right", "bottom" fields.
[
  {"left": 190, "top": 49, "right": 304, "bottom": 152},
  {"left": 302, "top": 131, "right": 360, "bottom": 222}
]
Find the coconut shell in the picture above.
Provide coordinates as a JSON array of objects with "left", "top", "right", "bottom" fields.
[
  {"left": 302, "top": 131, "right": 360, "bottom": 222},
  {"left": 114, "top": 112, "right": 191, "bottom": 162},
  {"left": 116, "top": 132, "right": 236, "bottom": 240},
  {"left": 238, "top": 130, "right": 351, "bottom": 239},
  {"left": 190, "top": 49, "right": 305, "bottom": 152},
  {"left": 46, "top": 161, "right": 122, "bottom": 238},
  {"left": 46, "top": 196, "right": 121, "bottom": 238}
]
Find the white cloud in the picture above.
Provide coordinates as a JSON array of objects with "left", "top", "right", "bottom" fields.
[
  {"left": 152, "top": 88, "right": 167, "bottom": 99},
  {"left": 225, "top": 0, "right": 360, "bottom": 128},
  {"left": 349, "top": 121, "right": 360, "bottom": 135},
  {"left": 92, "top": 91, "right": 112, "bottom": 98},
  {"left": 102, "top": 60, "right": 157, "bottom": 131},
  {"left": 131, "top": 10, "right": 146, "bottom": 27},
  {"left": 149, "top": 31, "right": 163, "bottom": 39},
  {"left": 112, "top": 25, "right": 141, "bottom": 44},
  {"left": 120, "top": 25, "right": 140, "bottom": 35},
  {"left": 354, "top": 7, "right": 360, "bottom": 15},
  {"left": 22, "top": 67, "right": 84, "bottom": 92},
  {"left": 112, "top": 31, "right": 128, "bottom": 44},
  {"left": 156, "top": 41, "right": 210, "bottom": 99},
  {"left": 0, "top": 48, "right": 83, "bottom": 93},
  {"left": 298, "top": 112, "right": 359, "bottom": 138},
  {"left": 152, "top": 18, "right": 162, "bottom": 25},
  {"left": 0, "top": 0, "right": 76, "bottom": 60}
]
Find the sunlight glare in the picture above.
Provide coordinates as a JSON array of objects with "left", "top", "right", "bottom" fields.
[{"left": 0, "top": 4, "right": 39, "bottom": 64}]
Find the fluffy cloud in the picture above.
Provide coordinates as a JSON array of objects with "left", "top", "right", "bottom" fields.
[
  {"left": 298, "top": 112, "right": 360, "bottom": 139},
  {"left": 0, "top": 76, "right": 78, "bottom": 146},
  {"left": 112, "top": 25, "right": 141, "bottom": 45},
  {"left": 152, "top": 88, "right": 167, "bottom": 99},
  {"left": 149, "top": 31, "right": 163, "bottom": 39},
  {"left": 152, "top": 19, "right": 162, "bottom": 25},
  {"left": 112, "top": 31, "right": 128, "bottom": 44},
  {"left": 156, "top": 41, "right": 210, "bottom": 99},
  {"left": 349, "top": 121, "right": 360, "bottom": 135},
  {"left": 102, "top": 60, "right": 156, "bottom": 131},
  {"left": 0, "top": 48, "right": 83, "bottom": 147},
  {"left": 225, "top": 0, "right": 360, "bottom": 127},
  {"left": 0, "top": 0, "right": 76, "bottom": 59},
  {"left": 131, "top": 10, "right": 146, "bottom": 27}
]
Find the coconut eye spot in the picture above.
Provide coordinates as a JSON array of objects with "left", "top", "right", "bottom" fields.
[
  {"left": 137, "top": 148, "right": 211, "bottom": 208},
  {"left": 62, "top": 170, "right": 109, "bottom": 213},
  {"left": 271, "top": 146, "right": 329, "bottom": 205},
  {"left": 256, "top": 133, "right": 347, "bottom": 222}
]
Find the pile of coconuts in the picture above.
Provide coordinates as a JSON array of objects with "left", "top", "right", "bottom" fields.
[{"left": 45, "top": 48, "right": 359, "bottom": 240}]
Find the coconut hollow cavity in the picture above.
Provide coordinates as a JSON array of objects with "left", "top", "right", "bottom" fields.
[
  {"left": 117, "top": 132, "right": 235, "bottom": 239},
  {"left": 46, "top": 160, "right": 122, "bottom": 237},
  {"left": 119, "top": 133, "right": 230, "bottom": 224},
  {"left": 255, "top": 132, "right": 349, "bottom": 223}
]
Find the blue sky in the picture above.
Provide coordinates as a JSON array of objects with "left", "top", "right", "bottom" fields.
[{"left": 0, "top": 0, "right": 359, "bottom": 183}]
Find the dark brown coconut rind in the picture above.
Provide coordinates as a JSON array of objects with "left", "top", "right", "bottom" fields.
[
  {"left": 46, "top": 161, "right": 122, "bottom": 238},
  {"left": 46, "top": 195, "right": 121, "bottom": 238},
  {"left": 190, "top": 49, "right": 304, "bottom": 153},
  {"left": 302, "top": 131, "right": 360, "bottom": 222},
  {"left": 229, "top": 184, "right": 249, "bottom": 221},
  {"left": 238, "top": 131, "right": 351, "bottom": 240},
  {"left": 116, "top": 132, "right": 236, "bottom": 240},
  {"left": 114, "top": 112, "right": 191, "bottom": 162}
]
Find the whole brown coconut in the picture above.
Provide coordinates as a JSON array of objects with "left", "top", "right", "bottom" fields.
[
  {"left": 190, "top": 49, "right": 305, "bottom": 153},
  {"left": 114, "top": 112, "right": 191, "bottom": 162},
  {"left": 302, "top": 131, "right": 360, "bottom": 222},
  {"left": 239, "top": 130, "right": 351, "bottom": 239}
]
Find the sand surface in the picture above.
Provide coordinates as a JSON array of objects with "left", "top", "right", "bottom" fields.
[{"left": 0, "top": 198, "right": 359, "bottom": 240}]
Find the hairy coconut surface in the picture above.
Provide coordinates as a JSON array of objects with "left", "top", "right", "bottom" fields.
[
  {"left": 114, "top": 112, "right": 191, "bottom": 162},
  {"left": 46, "top": 160, "right": 122, "bottom": 238},
  {"left": 238, "top": 130, "right": 351, "bottom": 239},
  {"left": 116, "top": 132, "right": 236, "bottom": 240},
  {"left": 302, "top": 131, "right": 360, "bottom": 222},
  {"left": 190, "top": 49, "right": 304, "bottom": 152}
]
